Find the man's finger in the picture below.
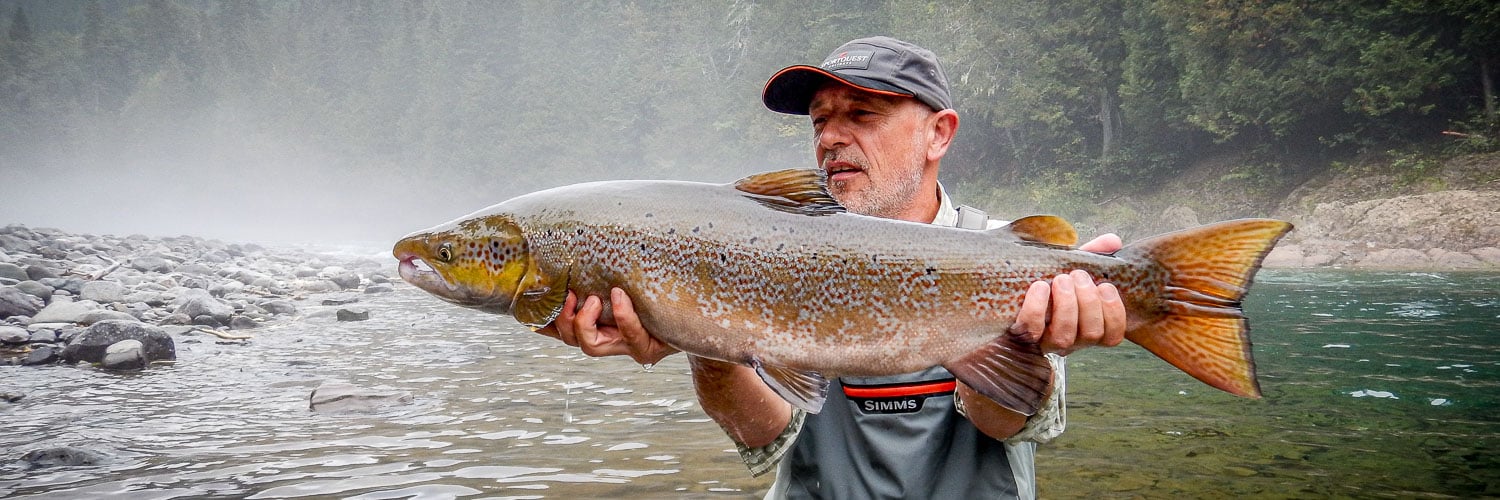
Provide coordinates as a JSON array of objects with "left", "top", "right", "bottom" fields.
[
  {"left": 1045, "top": 274, "right": 1078, "bottom": 353},
  {"left": 1010, "top": 280, "right": 1051, "bottom": 342},
  {"left": 1099, "top": 283, "right": 1126, "bottom": 347},
  {"left": 1070, "top": 270, "right": 1104, "bottom": 346},
  {"left": 1079, "top": 233, "right": 1122, "bottom": 254},
  {"left": 556, "top": 291, "right": 580, "bottom": 347}
]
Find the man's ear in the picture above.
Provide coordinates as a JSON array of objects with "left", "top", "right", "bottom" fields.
[{"left": 927, "top": 109, "right": 959, "bottom": 162}]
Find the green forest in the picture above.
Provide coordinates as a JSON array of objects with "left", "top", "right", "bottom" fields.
[{"left": 1, "top": 0, "right": 1496, "bottom": 241}]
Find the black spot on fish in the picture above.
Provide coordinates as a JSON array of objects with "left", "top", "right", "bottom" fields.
[
  {"left": 668, "top": 228, "right": 676, "bottom": 235},
  {"left": 577, "top": 229, "right": 585, "bottom": 235},
  {"left": 926, "top": 267, "right": 936, "bottom": 275},
  {"left": 645, "top": 213, "right": 654, "bottom": 218},
  {"left": 692, "top": 226, "right": 701, "bottom": 233}
]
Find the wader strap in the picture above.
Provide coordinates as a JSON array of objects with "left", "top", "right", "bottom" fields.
[{"left": 955, "top": 204, "right": 989, "bottom": 230}]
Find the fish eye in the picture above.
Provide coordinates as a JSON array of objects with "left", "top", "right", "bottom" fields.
[{"left": 438, "top": 243, "right": 453, "bottom": 262}]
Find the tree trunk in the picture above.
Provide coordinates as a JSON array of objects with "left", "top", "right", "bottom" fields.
[
  {"left": 1100, "top": 88, "right": 1115, "bottom": 157},
  {"left": 1482, "top": 57, "right": 1496, "bottom": 122}
]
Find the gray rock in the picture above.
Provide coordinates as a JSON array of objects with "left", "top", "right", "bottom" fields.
[
  {"left": 21, "top": 446, "right": 108, "bottom": 468},
  {"left": 322, "top": 296, "right": 360, "bottom": 306},
  {"left": 25, "top": 265, "right": 59, "bottom": 281},
  {"left": 28, "top": 328, "right": 57, "bottom": 343},
  {"left": 0, "top": 325, "right": 28, "bottom": 344},
  {"left": 208, "top": 281, "right": 244, "bottom": 297},
  {"left": 228, "top": 315, "right": 258, "bottom": 330},
  {"left": 13, "top": 281, "right": 52, "bottom": 302},
  {"left": 159, "top": 313, "right": 192, "bottom": 325},
  {"left": 31, "top": 299, "right": 101, "bottom": 324},
  {"left": 23, "top": 345, "right": 58, "bottom": 365},
  {"left": 60, "top": 320, "right": 175, "bottom": 364},
  {"left": 79, "top": 281, "right": 126, "bottom": 303},
  {"left": 320, "top": 267, "right": 362, "bottom": 289},
  {"left": 363, "top": 284, "right": 393, "bottom": 294},
  {"left": 191, "top": 315, "right": 223, "bottom": 328},
  {"left": 0, "top": 286, "right": 44, "bottom": 318},
  {"left": 1472, "top": 247, "right": 1500, "bottom": 266},
  {"left": 78, "top": 310, "right": 141, "bottom": 325},
  {"left": 0, "top": 234, "right": 38, "bottom": 253},
  {"left": 101, "top": 339, "right": 148, "bottom": 370},
  {"left": 0, "top": 263, "right": 27, "bottom": 282},
  {"left": 176, "top": 296, "right": 235, "bottom": 324},
  {"left": 130, "top": 255, "right": 175, "bottom": 273},
  {"left": 309, "top": 380, "right": 413, "bottom": 412},
  {"left": 260, "top": 300, "right": 297, "bottom": 316},
  {"left": 336, "top": 308, "right": 370, "bottom": 322}
]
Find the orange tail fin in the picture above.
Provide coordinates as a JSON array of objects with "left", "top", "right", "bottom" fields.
[{"left": 1118, "top": 219, "right": 1293, "bottom": 398}]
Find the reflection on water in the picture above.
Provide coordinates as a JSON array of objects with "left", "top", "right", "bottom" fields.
[{"left": 2, "top": 270, "right": 1497, "bottom": 498}]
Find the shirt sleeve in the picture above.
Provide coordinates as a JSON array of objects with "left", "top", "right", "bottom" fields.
[
  {"left": 1006, "top": 353, "right": 1067, "bottom": 444},
  {"left": 731, "top": 408, "right": 807, "bottom": 477}
]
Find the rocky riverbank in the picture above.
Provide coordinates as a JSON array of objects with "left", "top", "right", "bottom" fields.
[{"left": 0, "top": 224, "right": 392, "bottom": 371}]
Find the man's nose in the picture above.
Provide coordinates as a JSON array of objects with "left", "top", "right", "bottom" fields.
[{"left": 816, "top": 120, "right": 851, "bottom": 149}]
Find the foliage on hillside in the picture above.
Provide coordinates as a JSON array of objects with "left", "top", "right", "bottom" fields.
[{"left": 1, "top": 1, "right": 1495, "bottom": 211}]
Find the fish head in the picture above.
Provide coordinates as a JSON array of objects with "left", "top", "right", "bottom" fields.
[{"left": 393, "top": 215, "right": 532, "bottom": 315}]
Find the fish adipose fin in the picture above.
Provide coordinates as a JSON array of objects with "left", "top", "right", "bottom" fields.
[
  {"left": 943, "top": 334, "right": 1053, "bottom": 416},
  {"left": 1002, "top": 215, "right": 1078, "bottom": 247},
  {"left": 733, "top": 169, "right": 846, "bottom": 216},
  {"left": 753, "top": 358, "right": 831, "bottom": 414},
  {"left": 1118, "top": 218, "right": 1293, "bottom": 398},
  {"left": 512, "top": 263, "right": 571, "bottom": 330}
]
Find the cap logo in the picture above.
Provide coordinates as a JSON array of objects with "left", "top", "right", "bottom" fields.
[{"left": 821, "top": 50, "right": 874, "bottom": 72}]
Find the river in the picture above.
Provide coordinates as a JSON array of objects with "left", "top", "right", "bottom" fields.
[{"left": 2, "top": 269, "right": 1496, "bottom": 498}]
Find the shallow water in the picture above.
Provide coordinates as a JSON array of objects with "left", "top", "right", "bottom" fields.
[{"left": 1, "top": 270, "right": 1496, "bottom": 498}]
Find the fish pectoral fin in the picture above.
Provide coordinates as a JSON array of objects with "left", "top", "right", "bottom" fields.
[
  {"left": 733, "top": 169, "right": 846, "bottom": 217},
  {"left": 511, "top": 266, "right": 570, "bottom": 330},
  {"left": 1000, "top": 215, "right": 1078, "bottom": 247},
  {"left": 752, "top": 358, "right": 830, "bottom": 414},
  {"left": 943, "top": 334, "right": 1053, "bottom": 416}
]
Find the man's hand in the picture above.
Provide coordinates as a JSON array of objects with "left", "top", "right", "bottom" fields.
[
  {"left": 1010, "top": 234, "right": 1127, "bottom": 355},
  {"left": 536, "top": 288, "right": 679, "bottom": 365}
]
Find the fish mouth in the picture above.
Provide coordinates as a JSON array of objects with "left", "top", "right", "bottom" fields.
[{"left": 395, "top": 253, "right": 459, "bottom": 294}]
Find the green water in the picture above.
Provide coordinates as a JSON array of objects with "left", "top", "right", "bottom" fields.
[
  {"left": 1044, "top": 270, "right": 1500, "bottom": 498},
  {"left": 2, "top": 270, "right": 1494, "bottom": 498}
]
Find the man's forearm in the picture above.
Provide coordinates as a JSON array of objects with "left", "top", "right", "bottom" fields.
[{"left": 688, "top": 355, "right": 793, "bottom": 448}]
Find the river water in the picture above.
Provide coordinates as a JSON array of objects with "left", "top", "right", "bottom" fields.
[{"left": 1, "top": 269, "right": 1496, "bottom": 498}]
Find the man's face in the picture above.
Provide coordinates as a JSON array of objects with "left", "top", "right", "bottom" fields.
[{"left": 808, "top": 83, "right": 933, "bottom": 219}]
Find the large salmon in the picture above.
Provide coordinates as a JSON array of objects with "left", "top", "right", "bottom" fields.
[{"left": 393, "top": 169, "right": 1292, "bottom": 415}]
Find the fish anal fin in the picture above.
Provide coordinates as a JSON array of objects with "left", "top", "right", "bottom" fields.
[
  {"left": 511, "top": 264, "right": 570, "bottom": 330},
  {"left": 753, "top": 359, "right": 830, "bottom": 414},
  {"left": 943, "top": 334, "right": 1052, "bottom": 416},
  {"left": 1004, "top": 215, "right": 1078, "bottom": 247},
  {"left": 733, "top": 169, "right": 846, "bottom": 216}
]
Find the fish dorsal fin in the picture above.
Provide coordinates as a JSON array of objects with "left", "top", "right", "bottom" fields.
[
  {"left": 752, "top": 358, "right": 831, "bottom": 414},
  {"left": 512, "top": 262, "right": 571, "bottom": 330},
  {"left": 733, "top": 169, "right": 846, "bottom": 216},
  {"left": 942, "top": 334, "right": 1053, "bottom": 416},
  {"left": 1003, "top": 215, "right": 1078, "bottom": 247}
]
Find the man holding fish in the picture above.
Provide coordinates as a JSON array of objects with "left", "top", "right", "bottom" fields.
[{"left": 547, "top": 36, "right": 1129, "bottom": 499}]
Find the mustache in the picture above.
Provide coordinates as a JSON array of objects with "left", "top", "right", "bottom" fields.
[{"left": 820, "top": 149, "right": 867, "bottom": 170}]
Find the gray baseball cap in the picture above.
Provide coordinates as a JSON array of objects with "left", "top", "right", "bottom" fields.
[{"left": 762, "top": 36, "right": 952, "bottom": 115}]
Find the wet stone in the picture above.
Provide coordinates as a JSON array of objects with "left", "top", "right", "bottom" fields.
[
  {"left": 0, "top": 286, "right": 43, "bottom": 318},
  {"left": 23, "top": 345, "right": 58, "bottom": 365},
  {"left": 22, "top": 447, "right": 109, "bottom": 468},
  {"left": 61, "top": 320, "right": 175, "bottom": 365},
  {"left": 0, "top": 325, "right": 28, "bottom": 344},
  {"left": 0, "top": 263, "right": 27, "bottom": 282},
  {"left": 336, "top": 308, "right": 370, "bottom": 322},
  {"left": 102, "top": 339, "right": 148, "bottom": 370}
]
